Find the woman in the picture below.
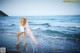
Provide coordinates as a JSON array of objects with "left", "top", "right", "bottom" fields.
[{"left": 16, "top": 18, "right": 40, "bottom": 46}]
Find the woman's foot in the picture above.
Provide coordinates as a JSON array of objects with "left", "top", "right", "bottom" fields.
[
  {"left": 16, "top": 42, "right": 20, "bottom": 45},
  {"left": 16, "top": 42, "right": 20, "bottom": 50}
]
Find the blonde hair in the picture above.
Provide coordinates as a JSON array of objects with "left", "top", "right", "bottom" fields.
[
  {"left": 21, "top": 18, "right": 27, "bottom": 21},
  {"left": 20, "top": 18, "right": 28, "bottom": 25}
]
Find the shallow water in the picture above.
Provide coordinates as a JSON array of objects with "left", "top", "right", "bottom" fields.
[{"left": 0, "top": 16, "right": 80, "bottom": 53}]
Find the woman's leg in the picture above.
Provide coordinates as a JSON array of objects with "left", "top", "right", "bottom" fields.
[
  {"left": 22, "top": 32, "right": 26, "bottom": 46},
  {"left": 17, "top": 31, "right": 22, "bottom": 44}
]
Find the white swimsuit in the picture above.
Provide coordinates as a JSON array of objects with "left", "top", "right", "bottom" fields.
[
  {"left": 20, "top": 21, "right": 28, "bottom": 32},
  {"left": 20, "top": 25, "right": 25, "bottom": 32}
]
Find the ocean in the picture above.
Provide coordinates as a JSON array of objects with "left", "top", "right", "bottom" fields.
[{"left": 0, "top": 15, "right": 80, "bottom": 53}]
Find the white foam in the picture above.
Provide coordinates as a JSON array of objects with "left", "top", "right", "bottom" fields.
[
  {"left": 49, "top": 22, "right": 80, "bottom": 28},
  {"left": 43, "top": 35, "right": 67, "bottom": 39}
]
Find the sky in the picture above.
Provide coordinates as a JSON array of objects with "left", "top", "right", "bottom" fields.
[{"left": 0, "top": 0, "right": 80, "bottom": 16}]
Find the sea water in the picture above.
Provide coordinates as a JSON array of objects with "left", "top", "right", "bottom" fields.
[
  {"left": 0, "top": 15, "right": 80, "bottom": 53},
  {"left": 0, "top": 15, "right": 80, "bottom": 37}
]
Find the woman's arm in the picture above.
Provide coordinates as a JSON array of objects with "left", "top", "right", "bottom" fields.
[{"left": 26, "top": 22, "right": 41, "bottom": 46}]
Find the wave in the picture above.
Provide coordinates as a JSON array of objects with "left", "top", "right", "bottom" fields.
[
  {"left": 34, "top": 33, "right": 80, "bottom": 40},
  {"left": 1, "top": 32, "right": 17, "bottom": 36},
  {"left": 41, "top": 35, "right": 80, "bottom": 40},
  {"left": 49, "top": 22, "right": 80, "bottom": 28},
  {"left": 51, "top": 25, "right": 80, "bottom": 29},
  {"left": 31, "top": 27, "right": 41, "bottom": 30},
  {"left": 0, "top": 24, "right": 16, "bottom": 27},
  {"left": 50, "top": 25, "right": 80, "bottom": 28},
  {"left": 29, "top": 21, "right": 80, "bottom": 29},
  {"left": 43, "top": 36, "right": 67, "bottom": 39},
  {"left": 28, "top": 22, "right": 34, "bottom": 23},
  {"left": 29, "top": 23, "right": 51, "bottom": 27},
  {"left": 10, "top": 24, "right": 16, "bottom": 26},
  {"left": 43, "top": 29, "right": 64, "bottom": 35}
]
